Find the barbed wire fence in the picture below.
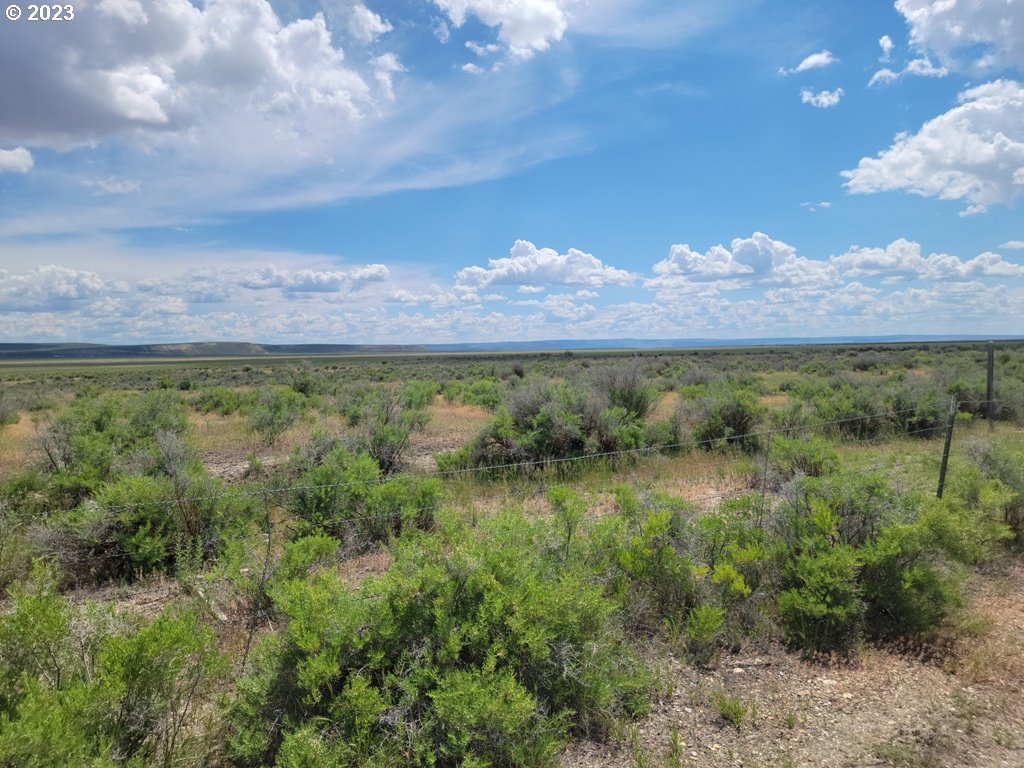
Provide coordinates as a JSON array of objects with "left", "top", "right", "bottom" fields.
[{"left": 14, "top": 395, "right": 1008, "bottom": 672}]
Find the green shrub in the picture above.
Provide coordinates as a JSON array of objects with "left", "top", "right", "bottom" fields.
[
  {"left": 288, "top": 448, "right": 440, "bottom": 542},
  {"left": 0, "top": 472, "right": 50, "bottom": 589},
  {"left": 696, "top": 495, "right": 770, "bottom": 604},
  {"left": 193, "top": 386, "right": 242, "bottom": 415},
  {"left": 768, "top": 468, "right": 1010, "bottom": 649},
  {"left": 859, "top": 522, "right": 960, "bottom": 637},
  {"left": 688, "top": 391, "right": 764, "bottom": 453},
  {"left": 275, "top": 534, "right": 340, "bottom": 583},
  {"left": 792, "top": 473, "right": 906, "bottom": 548},
  {"left": 232, "top": 511, "right": 649, "bottom": 766},
  {"left": 710, "top": 690, "right": 748, "bottom": 730},
  {"left": 643, "top": 418, "right": 684, "bottom": 453},
  {"left": 769, "top": 435, "right": 839, "bottom": 479},
  {"left": 38, "top": 390, "right": 189, "bottom": 503},
  {"left": 967, "top": 441, "right": 1024, "bottom": 542},
  {"left": 593, "top": 363, "right": 656, "bottom": 420},
  {"left": 288, "top": 449, "right": 379, "bottom": 538},
  {"left": 426, "top": 667, "right": 561, "bottom": 767},
  {"left": 248, "top": 387, "right": 305, "bottom": 445},
  {"left": 548, "top": 486, "right": 586, "bottom": 559},
  {"left": 356, "top": 388, "right": 427, "bottom": 474},
  {"left": 887, "top": 382, "right": 944, "bottom": 435},
  {"left": 590, "top": 406, "right": 645, "bottom": 455},
  {"left": 0, "top": 388, "right": 18, "bottom": 427},
  {"left": 685, "top": 605, "right": 725, "bottom": 667},
  {"left": 0, "top": 566, "right": 223, "bottom": 767},
  {"left": 35, "top": 467, "right": 258, "bottom": 584},
  {"left": 402, "top": 380, "right": 440, "bottom": 410},
  {"left": 443, "top": 378, "right": 505, "bottom": 409},
  {"left": 100, "top": 474, "right": 177, "bottom": 574},
  {"left": 604, "top": 488, "right": 697, "bottom": 632},
  {"left": 777, "top": 545, "right": 865, "bottom": 651}
]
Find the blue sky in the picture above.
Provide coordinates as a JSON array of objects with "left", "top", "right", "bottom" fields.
[{"left": 0, "top": 0, "right": 1022, "bottom": 344}]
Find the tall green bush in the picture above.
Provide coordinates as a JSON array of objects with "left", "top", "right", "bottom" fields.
[{"left": 231, "top": 512, "right": 649, "bottom": 767}]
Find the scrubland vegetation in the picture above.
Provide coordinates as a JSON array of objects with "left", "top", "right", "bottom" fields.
[{"left": 1, "top": 341, "right": 1023, "bottom": 767}]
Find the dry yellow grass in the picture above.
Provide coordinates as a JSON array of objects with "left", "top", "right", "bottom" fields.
[
  {"left": 649, "top": 391, "right": 680, "bottom": 422},
  {"left": 190, "top": 408, "right": 351, "bottom": 479},
  {"left": 408, "top": 397, "right": 492, "bottom": 462},
  {"left": 759, "top": 393, "right": 789, "bottom": 409},
  {"left": 0, "top": 413, "right": 39, "bottom": 479},
  {"left": 189, "top": 411, "right": 251, "bottom": 456}
]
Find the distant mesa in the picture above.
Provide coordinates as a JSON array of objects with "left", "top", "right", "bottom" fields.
[{"left": 0, "top": 336, "right": 1021, "bottom": 360}]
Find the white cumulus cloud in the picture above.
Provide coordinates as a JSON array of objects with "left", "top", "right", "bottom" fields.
[
  {"left": 895, "top": 0, "right": 1024, "bottom": 73},
  {"left": 646, "top": 232, "right": 840, "bottom": 295},
  {"left": 831, "top": 239, "right": 1024, "bottom": 281},
  {"left": 879, "top": 35, "right": 894, "bottom": 61},
  {"left": 456, "top": 239, "right": 634, "bottom": 289},
  {"left": 432, "top": 0, "right": 572, "bottom": 58},
  {"left": 801, "top": 87, "right": 843, "bottom": 108},
  {"left": 869, "top": 57, "right": 947, "bottom": 87},
  {"left": 0, "top": 0, "right": 383, "bottom": 149},
  {"left": 349, "top": 3, "right": 392, "bottom": 42},
  {"left": 843, "top": 80, "right": 1024, "bottom": 214},
  {"left": 869, "top": 68, "right": 899, "bottom": 87},
  {"left": 350, "top": 263, "right": 390, "bottom": 289},
  {"left": 0, "top": 265, "right": 127, "bottom": 310},
  {"left": 0, "top": 147, "right": 33, "bottom": 173}
]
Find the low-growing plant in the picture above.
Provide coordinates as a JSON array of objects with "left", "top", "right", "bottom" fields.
[
  {"left": 685, "top": 604, "right": 725, "bottom": 667},
  {"left": 710, "top": 690, "right": 748, "bottom": 729}
]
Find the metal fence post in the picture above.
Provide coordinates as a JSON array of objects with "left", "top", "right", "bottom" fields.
[
  {"left": 936, "top": 396, "right": 957, "bottom": 499},
  {"left": 986, "top": 341, "right": 995, "bottom": 430}
]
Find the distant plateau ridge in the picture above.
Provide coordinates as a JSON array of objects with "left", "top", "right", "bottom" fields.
[{"left": 0, "top": 336, "right": 1021, "bottom": 360}]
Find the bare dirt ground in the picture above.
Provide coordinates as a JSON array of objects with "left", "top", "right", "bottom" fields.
[
  {"left": 406, "top": 398, "right": 492, "bottom": 471},
  {"left": 562, "top": 559, "right": 1024, "bottom": 768}
]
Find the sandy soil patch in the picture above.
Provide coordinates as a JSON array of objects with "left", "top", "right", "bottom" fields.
[{"left": 562, "top": 560, "right": 1024, "bottom": 768}]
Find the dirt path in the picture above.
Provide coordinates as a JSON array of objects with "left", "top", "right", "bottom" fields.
[{"left": 562, "top": 559, "right": 1024, "bottom": 768}]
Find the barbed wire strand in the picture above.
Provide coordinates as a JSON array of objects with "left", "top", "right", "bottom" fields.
[
  {"left": 39, "top": 420, "right": 969, "bottom": 566},
  {"left": 81, "top": 398, "right": 992, "bottom": 515}
]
